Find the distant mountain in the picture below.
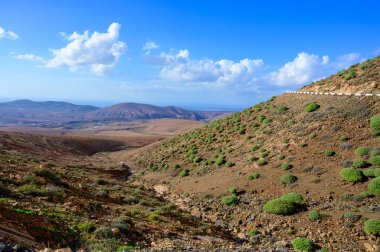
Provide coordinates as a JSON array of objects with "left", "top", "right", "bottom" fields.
[
  {"left": 0, "top": 100, "right": 232, "bottom": 126},
  {"left": 85, "top": 102, "right": 202, "bottom": 121},
  {"left": 0, "top": 99, "right": 99, "bottom": 124}
]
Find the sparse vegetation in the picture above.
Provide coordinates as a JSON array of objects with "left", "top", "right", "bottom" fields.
[
  {"left": 247, "top": 172, "right": 260, "bottom": 180},
  {"left": 281, "top": 162, "right": 292, "bottom": 170},
  {"left": 355, "top": 146, "right": 371, "bottom": 157},
  {"left": 291, "top": 237, "right": 313, "bottom": 251},
  {"left": 263, "top": 199, "right": 296, "bottom": 215},
  {"left": 221, "top": 195, "right": 238, "bottom": 206},
  {"left": 281, "top": 174, "right": 298, "bottom": 185},
  {"left": 323, "top": 150, "right": 335, "bottom": 156},
  {"left": 309, "top": 210, "right": 321, "bottom": 221},
  {"left": 339, "top": 168, "right": 364, "bottom": 183},
  {"left": 305, "top": 102, "right": 320, "bottom": 112},
  {"left": 363, "top": 219, "right": 380, "bottom": 236},
  {"left": 368, "top": 177, "right": 380, "bottom": 196}
]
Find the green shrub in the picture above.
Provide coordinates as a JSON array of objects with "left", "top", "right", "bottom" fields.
[
  {"left": 281, "top": 163, "right": 292, "bottom": 170},
  {"left": 309, "top": 210, "right": 321, "bottom": 221},
  {"left": 339, "top": 168, "right": 364, "bottom": 183},
  {"left": 368, "top": 177, "right": 380, "bottom": 196},
  {"left": 339, "top": 135, "right": 349, "bottom": 141},
  {"left": 225, "top": 161, "right": 235, "bottom": 167},
  {"left": 257, "top": 159, "right": 268, "bottom": 166},
  {"left": 193, "top": 156, "right": 203, "bottom": 163},
  {"left": 247, "top": 229, "right": 258, "bottom": 236},
  {"left": 364, "top": 219, "right": 380, "bottom": 236},
  {"left": 352, "top": 159, "right": 367, "bottom": 168},
  {"left": 280, "top": 193, "right": 303, "bottom": 204},
  {"left": 90, "top": 238, "right": 119, "bottom": 252},
  {"left": 276, "top": 154, "right": 285, "bottom": 160},
  {"left": 93, "top": 227, "right": 114, "bottom": 239},
  {"left": 34, "top": 169, "right": 63, "bottom": 185},
  {"left": 262, "top": 118, "right": 271, "bottom": 125},
  {"left": 248, "top": 172, "right": 260, "bottom": 180},
  {"left": 215, "top": 156, "right": 226, "bottom": 166},
  {"left": 370, "top": 114, "right": 380, "bottom": 135},
  {"left": 282, "top": 138, "right": 289, "bottom": 144},
  {"left": 228, "top": 186, "right": 238, "bottom": 195},
  {"left": 250, "top": 145, "right": 259, "bottom": 152},
  {"left": 305, "top": 102, "right": 320, "bottom": 112},
  {"left": 369, "top": 155, "right": 380, "bottom": 166},
  {"left": 344, "top": 68, "right": 356, "bottom": 80},
  {"left": 258, "top": 115, "right": 266, "bottom": 122},
  {"left": 287, "top": 119, "right": 296, "bottom": 126},
  {"left": 308, "top": 132, "right": 316, "bottom": 139},
  {"left": 363, "top": 168, "right": 380, "bottom": 178},
  {"left": 247, "top": 155, "right": 258, "bottom": 162},
  {"left": 260, "top": 151, "right": 269, "bottom": 158},
  {"left": 78, "top": 222, "right": 97, "bottom": 234},
  {"left": 174, "top": 164, "right": 181, "bottom": 169},
  {"left": 324, "top": 150, "right": 335, "bottom": 156},
  {"left": 277, "top": 106, "right": 288, "bottom": 114},
  {"left": 281, "top": 174, "right": 298, "bottom": 185},
  {"left": 180, "top": 169, "right": 190, "bottom": 177},
  {"left": 221, "top": 195, "right": 238, "bottom": 206},
  {"left": 299, "top": 142, "right": 307, "bottom": 147},
  {"left": 263, "top": 199, "right": 296, "bottom": 215},
  {"left": 355, "top": 146, "right": 371, "bottom": 157},
  {"left": 19, "top": 184, "right": 44, "bottom": 196},
  {"left": 292, "top": 237, "right": 313, "bottom": 251},
  {"left": 343, "top": 211, "right": 361, "bottom": 222}
]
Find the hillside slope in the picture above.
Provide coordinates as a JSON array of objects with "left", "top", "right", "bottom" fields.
[
  {"left": 126, "top": 59, "right": 380, "bottom": 251},
  {"left": 300, "top": 55, "right": 380, "bottom": 94}
]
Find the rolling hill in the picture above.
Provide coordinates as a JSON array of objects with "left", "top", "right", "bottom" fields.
[
  {"left": 0, "top": 100, "right": 231, "bottom": 126},
  {"left": 0, "top": 99, "right": 99, "bottom": 124},
  {"left": 125, "top": 56, "right": 380, "bottom": 251}
]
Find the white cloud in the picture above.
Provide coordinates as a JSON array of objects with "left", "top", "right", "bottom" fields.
[
  {"left": 266, "top": 52, "right": 330, "bottom": 86},
  {"left": 19, "top": 23, "right": 126, "bottom": 75},
  {"left": 145, "top": 49, "right": 264, "bottom": 87},
  {"left": 15, "top": 54, "right": 45, "bottom": 63},
  {"left": 0, "top": 26, "right": 19, "bottom": 40},
  {"left": 334, "top": 53, "right": 362, "bottom": 69},
  {"left": 142, "top": 41, "right": 159, "bottom": 51}
]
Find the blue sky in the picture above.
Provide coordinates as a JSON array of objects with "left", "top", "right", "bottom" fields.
[{"left": 0, "top": 0, "right": 379, "bottom": 110}]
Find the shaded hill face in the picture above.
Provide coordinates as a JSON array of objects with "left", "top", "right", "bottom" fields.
[
  {"left": 85, "top": 102, "right": 202, "bottom": 121},
  {"left": 0, "top": 99, "right": 98, "bottom": 124},
  {"left": 0, "top": 131, "right": 235, "bottom": 250},
  {"left": 300, "top": 55, "right": 380, "bottom": 93},
  {"left": 127, "top": 58, "right": 380, "bottom": 251}
]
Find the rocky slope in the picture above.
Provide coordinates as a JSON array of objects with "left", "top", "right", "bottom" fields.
[
  {"left": 126, "top": 57, "right": 380, "bottom": 251},
  {"left": 300, "top": 55, "right": 380, "bottom": 94}
]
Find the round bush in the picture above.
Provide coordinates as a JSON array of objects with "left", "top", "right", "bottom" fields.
[
  {"left": 304, "top": 102, "right": 320, "bottom": 112},
  {"left": 352, "top": 159, "right": 367, "bottom": 168},
  {"left": 281, "top": 163, "right": 292, "bottom": 170},
  {"left": 257, "top": 159, "right": 268, "bottom": 166},
  {"left": 228, "top": 186, "right": 238, "bottom": 195},
  {"left": 324, "top": 150, "right": 335, "bottom": 156},
  {"left": 339, "top": 135, "right": 349, "bottom": 141},
  {"left": 368, "top": 177, "right": 380, "bottom": 196},
  {"left": 180, "top": 169, "right": 190, "bottom": 177},
  {"left": 277, "top": 154, "right": 285, "bottom": 160},
  {"left": 339, "top": 168, "right": 364, "bottom": 183},
  {"left": 225, "top": 161, "right": 235, "bottom": 167},
  {"left": 248, "top": 172, "right": 260, "bottom": 180},
  {"left": 291, "top": 237, "right": 313, "bottom": 251},
  {"left": 94, "top": 227, "right": 114, "bottom": 239},
  {"left": 363, "top": 168, "right": 380, "bottom": 178},
  {"left": 364, "top": 219, "right": 380, "bottom": 236},
  {"left": 308, "top": 210, "right": 321, "bottom": 221},
  {"left": 221, "top": 195, "right": 238, "bottom": 206},
  {"left": 355, "top": 146, "right": 371, "bottom": 157},
  {"left": 250, "top": 145, "right": 259, "bottom": 152},
  {"left": 370, "top": 114, "right": 380, "bottom": 135},
  {"left": 287, "top": 119, "right": 296, "bottom": 126},
  {"left": 281, "top": 174, "right": 298, "bottom": 185},
  {"left": 369, "top": 155, "right": 380, "bottom": 166},
  {"left": 280, "top": 192, "right": 303, "bottom": 204},
  {"left": 263, "top": 199, "right": 296, "bottom": 215}
]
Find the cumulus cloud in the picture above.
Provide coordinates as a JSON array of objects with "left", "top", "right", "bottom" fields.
[
  {"left": 266, "top": 52, "right": 329, "bottom": 86},
  {"left": 142, "top": 41, "right": 159, "bottom": 51},
  {"left": 145, "top": 49, "right": 264, "bottom": 87},
  {"left": 16, "top": 23, "right": 126, "bottom": 75},
  {"left": 0, "top": 26, "right": 19, "bottom": 40},
  {"left": 15, "top": 54, "right": 45, "bottom": 63}
]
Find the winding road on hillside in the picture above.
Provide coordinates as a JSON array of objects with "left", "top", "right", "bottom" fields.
[{"left": 286, "top": 91, "right": 380, "bottom": 96}]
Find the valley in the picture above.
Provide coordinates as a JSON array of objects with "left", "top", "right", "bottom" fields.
[{"left": 1, "top": 56, "right": 380, "bottom": 251}]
